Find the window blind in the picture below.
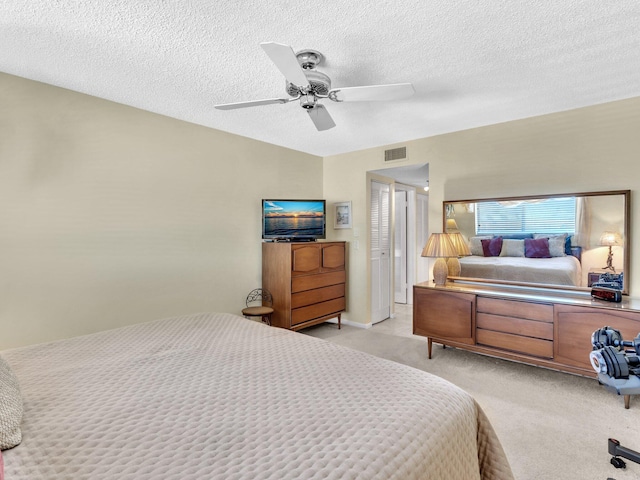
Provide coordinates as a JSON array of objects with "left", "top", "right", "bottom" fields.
[{"left": 476, "top": 197, "right": 576, "bottom": 235}]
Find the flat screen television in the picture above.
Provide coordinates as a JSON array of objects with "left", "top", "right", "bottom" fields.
[{"left": 262, "top": 199, "right": 326, "bottom": 241}]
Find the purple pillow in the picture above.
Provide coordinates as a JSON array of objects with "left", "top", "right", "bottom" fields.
[
  {"left": 481, "top": 236, "right": 503, "bottom": 257},
  {"left": 525, "top": 237, "right": 551, "bottom": 258}
]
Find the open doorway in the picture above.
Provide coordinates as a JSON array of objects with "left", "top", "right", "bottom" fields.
[
  {"left": 394, "top": 184, "right": 418, "bottom": 304},
  {"left": 368, "top": 164, "right": 429, "bottom": 315},
  {"left": 395, "top": 188, "right": 408, "bottom": 304}
]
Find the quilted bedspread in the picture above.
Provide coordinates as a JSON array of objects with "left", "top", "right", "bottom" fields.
[
  {"left": 460, "top": 254, "right": 582, "bottom": 286},
  {"left": 2, "top": 312, "right": 514, "bottom": 479}
]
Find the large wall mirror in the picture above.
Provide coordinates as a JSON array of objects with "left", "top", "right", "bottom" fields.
[{"left": 443, "top": 190, "right": 630, "bottom": 294}]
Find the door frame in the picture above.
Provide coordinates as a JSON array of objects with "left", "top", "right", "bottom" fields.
[{"left": 394, "top": 183, "right": 417, "bottom": 304}]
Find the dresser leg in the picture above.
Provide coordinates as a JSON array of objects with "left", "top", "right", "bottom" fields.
[
  {"left": 427, "top": 338, "right": 433, "bottom": 359},
  {"left": 338, "top": 313, "right": 341, "bottom": 330}
]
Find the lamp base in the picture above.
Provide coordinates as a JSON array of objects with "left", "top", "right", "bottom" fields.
[
  {"left": 433, "top": 258, "right": 449, "bottom": 286},
  {"left": 602, "top": 245, "right": 616, "bottom": 272},
  {"left": 447, "top": 257, "right": 461, "bottom": 277}
]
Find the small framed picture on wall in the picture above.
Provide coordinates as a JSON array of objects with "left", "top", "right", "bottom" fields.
[{"left": 334, "top": 201, "right": 352, "bottom": 229}]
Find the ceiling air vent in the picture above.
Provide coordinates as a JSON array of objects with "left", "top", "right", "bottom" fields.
[{"left": 384, "top": 147, "right": 406, "bottom": 162}]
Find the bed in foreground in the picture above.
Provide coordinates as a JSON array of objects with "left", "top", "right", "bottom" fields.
[{"left": 1, "top": 312, "right": 514, "bottom": 479}]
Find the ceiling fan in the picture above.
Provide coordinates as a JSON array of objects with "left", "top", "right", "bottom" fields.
[{"left": 214, "top": 42, "right": 415, "bottom": 131}]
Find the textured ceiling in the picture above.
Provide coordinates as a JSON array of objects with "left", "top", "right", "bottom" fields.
[{"left": 2, "top": 1, "right": 640, "bottom": 157}]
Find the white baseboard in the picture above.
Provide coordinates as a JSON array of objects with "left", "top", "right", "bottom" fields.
[{"left": 325, "top": 317, "right": 372, "bottom": 329}]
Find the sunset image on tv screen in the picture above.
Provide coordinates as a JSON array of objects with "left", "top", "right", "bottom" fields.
[{"left": 263, "top": 200, "right": 325, "bottom": 238}]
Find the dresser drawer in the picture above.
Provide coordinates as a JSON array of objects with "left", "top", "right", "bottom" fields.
[
  {"left": 292, "top": 270, "right": 346, "bottom": 293},
  {"left": 291, "top": 297, "right": 345, "bottom": 325},
  {"left": 477, "top": 297, "right": 553, "bottom": 323},
  {"left": 291, "top": 284, "right": 345, "bottom": 309},
  {"left": 291, "top": 245, "right": 321, "bottom": 275},
  {"left": 322, "top": 244, "right": 345, "bottom": 270},
  {"left": 477, "top": 313, "right": 553, "bottom": 340},
  {"left": 477, "top": 329, "right": 553, "bottom": 359}
]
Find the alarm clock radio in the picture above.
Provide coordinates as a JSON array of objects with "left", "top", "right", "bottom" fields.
[{"left": 591, "top": 286, "right": 622, "bottom": 302}]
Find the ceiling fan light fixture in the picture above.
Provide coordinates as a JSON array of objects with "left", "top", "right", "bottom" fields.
[
  {"left": 300, "top": 93, "right": 317, "bottom": 109},
  {"left": 286, "top": 69, "right": 331, "bottom": 97}
]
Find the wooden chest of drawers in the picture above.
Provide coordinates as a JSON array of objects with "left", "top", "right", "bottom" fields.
[
  {"left": 263, "top": 242, "right": 346, "bottom": 330},
  {"left": 413, "top": 282, "right": 640, "bottom": 378}
]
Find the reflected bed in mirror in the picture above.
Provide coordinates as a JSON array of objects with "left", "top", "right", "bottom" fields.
[{"left": 443, "top": 190, "right": 630, "bottom": 294}]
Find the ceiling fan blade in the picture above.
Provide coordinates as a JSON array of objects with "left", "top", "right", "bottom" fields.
[
  {"left": 329, "top": 83, "right": 415, "bottom": 102},
  {"left": 307, "top": 105, "right": 336, "bottom": 131},
  {"left": 260, "top": 42, "right": 309, "bottom": 88},
  {"left": 214, "top": 98, "right": 293, "bottom": 110}
]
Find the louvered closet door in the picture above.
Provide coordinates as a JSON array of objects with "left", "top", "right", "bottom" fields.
[{"left": 370, "top": 181, "right": 391, "bottom": 323}]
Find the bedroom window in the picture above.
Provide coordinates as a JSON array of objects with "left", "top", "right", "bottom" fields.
[{"left": 476, "top": 197, "right": 576, "bottom": 235}]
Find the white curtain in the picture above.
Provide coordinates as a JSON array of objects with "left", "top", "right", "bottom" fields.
[{"left": 574, "top": 197, "right": 591, "bottom": 249}]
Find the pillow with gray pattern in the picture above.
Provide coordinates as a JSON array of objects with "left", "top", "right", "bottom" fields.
[
  {"left": 0, "top": 356, "right": 23, "bottom": 450},
  {"left": 499, "top": 239, "right": 525, "bottom": 257},
  {"left": 469, "top": 236, "right": 492, "bottom": 256}
]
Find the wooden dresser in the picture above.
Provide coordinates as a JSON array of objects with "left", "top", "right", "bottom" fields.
[
  {"left": 413, "top": 281, "right": 640, "bottom": 378},
  {"left": 262, "top": 241, "right": 346, "bottom": 331}
]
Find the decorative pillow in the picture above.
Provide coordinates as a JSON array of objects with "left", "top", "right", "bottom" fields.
[
  {"left": 499, "top": 239, "right": 525, "bottom": 257},
  {"left": 481, "top": 236, "right": 503, "bottom": 257},
  {"left": 469, "top": 236, "right": 491, "bottom": 256},
  {"left": 564, "top": 235, "right": 573, "bottom": 255},
  {"left": 0, "top": 356, "right": 23, "bottom": 450},
  {"left": 534, "top": 233, "right": 567, "bottom": 257},
  {"left": 525, "top": 237, "right": 551, "bottom": 258},
  {"left": 548, "top": 236, "right": 567, "bottom": 257}
]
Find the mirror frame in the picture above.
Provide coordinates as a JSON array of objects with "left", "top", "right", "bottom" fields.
[{"left": 443, "top": 190, "right": 630, "bottom": 295}]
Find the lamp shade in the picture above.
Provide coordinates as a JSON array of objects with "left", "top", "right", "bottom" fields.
[
  {"left": 448, "top": 232, "right": 471, "bottom": 256},
  {"left": 445, "top": 232, "right": 470, "bottom": 277},
  {"left": 421, "top": 233, "right": 457, "bottom": 258},
  {"left": 599, "top": 231, "right": 622, "bottom": 246},
  {"left": 421, "top": 233, "right": 457, "bottom": 286}
]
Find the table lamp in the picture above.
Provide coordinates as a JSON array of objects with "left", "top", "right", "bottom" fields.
[
  {"left": 599, "top": 231, "right": 622, "bottom": 272},
  {"left": 446, "top": 232, "right": 471, "bottom": 277},
  {"left": 445, "top": 218, "right": 459, "bottom": 233},
  {"left": 421, "top": 233, "right": 457, "bottom": 286}
]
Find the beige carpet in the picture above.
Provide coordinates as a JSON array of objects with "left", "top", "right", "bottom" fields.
[{"left": 303, "top": 304, "right": 640, "bottom": 480}]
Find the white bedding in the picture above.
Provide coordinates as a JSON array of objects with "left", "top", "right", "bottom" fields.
[
  {"left": 1, "top": 312, "right": 513, "bottom": 479},
  {"left": 460, "top": 254, "right": 582, "bottom": 286}
]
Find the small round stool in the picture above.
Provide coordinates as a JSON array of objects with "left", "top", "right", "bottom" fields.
[{"left": 242, "top": 288, "right": 274, "bottom": 325}]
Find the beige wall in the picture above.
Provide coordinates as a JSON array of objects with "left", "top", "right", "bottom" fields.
[
  {"left": 0, "top": 73, "right": 323, "bottom": 349},
  {"left": 3, "top": 71, "right": 639, "bottom": 346},
  {"left": 324, "top": 97, "right": 640, "bottom": 326}
]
